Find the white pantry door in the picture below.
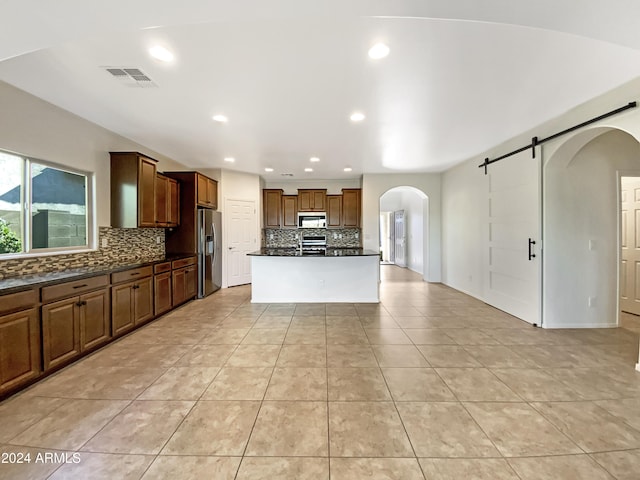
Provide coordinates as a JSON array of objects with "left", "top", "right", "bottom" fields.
[
  {"left": 620, "top": 177, "right": 640, "bottom": 316},
  {"left": 226, "top": 199, "right": 257, "bottom": 287},
  {"left": 485, "top": 148, "right": 541, "bottom": 325}
]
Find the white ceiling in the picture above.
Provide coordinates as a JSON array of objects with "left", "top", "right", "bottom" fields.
[{"left": 2, "top": 1, "right": 640, "bottom": 178}]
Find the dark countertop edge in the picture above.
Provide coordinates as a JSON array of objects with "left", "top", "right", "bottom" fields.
[
  {"left": 0, "top": 253, "right": 197, "bottom": 296},
  {"left": 248, "top": 248, "right": 380, "bottom": 257}
]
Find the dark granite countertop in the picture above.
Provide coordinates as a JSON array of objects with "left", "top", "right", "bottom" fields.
[
  {"left": 248, "top": 248, "right": 380, "bottom": 257},
  {"left": 0, "top": 253, "right": 196, "bottom": 295}
]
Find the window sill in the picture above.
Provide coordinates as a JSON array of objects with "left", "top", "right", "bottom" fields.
[{"left": 0, "top": 247, "right": 97, "bottom": 261}]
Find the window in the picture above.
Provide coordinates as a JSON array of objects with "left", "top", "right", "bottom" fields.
[{"left": 0, "top": 150, "right": 92, "bottom": 256}]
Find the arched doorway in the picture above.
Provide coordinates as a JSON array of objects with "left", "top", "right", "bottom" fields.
[
  {"left": 544, "top": 127, "right": 640, "bottom": 329},
  {"left": 379, "top": 186, "right": 428, "bottom": 275}
]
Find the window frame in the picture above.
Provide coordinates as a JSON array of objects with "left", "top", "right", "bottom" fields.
[{"left": 0, "top": 148, "right": 95, "bottom": 258}]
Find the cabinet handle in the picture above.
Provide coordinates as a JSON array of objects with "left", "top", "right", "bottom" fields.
[
  {"left": 73, "top": 284, "right": 88, "bottom": 289},
  {"left": 130, "top": 272, "right": 140, "bottom": 276},
  {"left": 132, "top": 285, "right": 139, "bottom": 289},
  {"left": 76, "top": 301, "right": 83, "bottom": 307}
]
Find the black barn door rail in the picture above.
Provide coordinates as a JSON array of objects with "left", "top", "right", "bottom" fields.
[{"left": 478, "top": 101, "right": 637, "bottom": 174}]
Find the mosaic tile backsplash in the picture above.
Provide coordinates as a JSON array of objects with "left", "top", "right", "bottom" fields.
[
  {"left": 264, "top": 228, "right": 361, "bottom": 248},
  {"left": 0, "top": 227, "right": 165, "bottom": 279}
]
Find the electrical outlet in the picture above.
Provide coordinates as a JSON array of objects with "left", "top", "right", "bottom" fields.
[
  {"left": 333, "top": 233, "right": 338, "bottom": 239},
  {"left": 270, "top": 233, "right": 274, "bottom": 240},
  {"left": 588, "top": 296, "right": 596, "bottom": 308},
  {"left": 101, "top": 238, "right": 108, "bottom": 248},
  {"left": 156, "top": 236, "right": 162, "bottom": 244}
]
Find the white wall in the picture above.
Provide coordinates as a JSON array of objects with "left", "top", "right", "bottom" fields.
[
  {"left": 380, "top": 188, "right": 425, "bottom": 275},
  {"left": 544, "top": 130, "right": 640, "bottom": 328},
  {"left": 441, "top": 76, "right": 640, "bottom": 330},
  {"left": 216, "top": 169, "right": 262, "bottom": 288},
  {"left": 362, "top": 173, "right": 441, "bottom": 282},
  {"left": 441, "top": 160, "right": 487, "bottom": 298},
  {"left": 264, "top": 178, "right": 361, "bottom": 195},
  {"left": 0, "top": 81, "right": 188, "bottom": 232}
]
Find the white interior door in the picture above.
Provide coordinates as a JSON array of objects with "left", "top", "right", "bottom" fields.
[
  {"left": 226, "top": 199, "right": 257, "bottom": 287},
  {"left": 485, "top": 148, "right": 541, "bottom": 325},
  {"left": 620, "top": 177, "right": 640, "bottom": 315},
  {"left": 394, "top": 210, "right": 406, "bottom": 267}
]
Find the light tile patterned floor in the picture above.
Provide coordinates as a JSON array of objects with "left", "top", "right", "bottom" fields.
[{"left": 1, "top": 265, "right": 640, "bottom": 479}]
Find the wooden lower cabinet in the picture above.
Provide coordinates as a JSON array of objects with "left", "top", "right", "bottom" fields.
[
  {"left": 42, "top": 288, "right": 111, "bottom": 371},
  {"left": 154, "top": 271, "right": 172, "bottom": 315},
  {"left": 172, "top": 266, "right": 197, "bottom": 307},
  {"left": 42, "top": 298, "right": 80, "bottom": 371},
  {"left": 112, "top": 276, "right": 153, "bottom": 336},
  {"left": 80, "top": 289, "right": 111, "bottom": 351},
  {"left": 0, "top": 308, "right": 40, "bottom": 394}
]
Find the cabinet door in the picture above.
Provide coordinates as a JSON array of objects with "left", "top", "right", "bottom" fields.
[
  {"left": 263, "top": 189, "right": 283, "bottom": 228},
  {"left": 185, "top": 266, "right": 198, "bottom": 299},
  {"left": 138, "top": 157, "right": 157, "bottom": 227},
  {"left": 154, "top": 272, "right": 172, "bottom": 316},
  {"left": 207, "top": 178, "right": 218, "bottom": 210},
  {"left": 312, "top": 190, "right": 326, "bottom": 211},
  {"left": 133, "top": 276, "right": 154, "bottom": 325},
  {"left": 172, "top": 268, "right": 186, "bottom": 306},
  {"left": 112, "top": 283, "right": 134, "bottom": 336},
  {"left": 0, "top": 308, "right": 40, "bottom": 394},
  {"left": 197, "top": 174, "right": 210, "bottom": 207},
  {"left": 155, "top": 174, "right": 168, "bottom": 226},
  {"left": 298, "top": 190, "right": 311, "bottom": 211},
  {"left": 80, "top": 289, "right": 110, "bottom": 351},
  {"left": 168, "top": 178, "right": 180, "bottom": 226},
  {"left": 42, "top": 297, "right": 81, "bottom": 371},
  {"left": 342, "top": 189, "right": 361, "bottom": 227},
  {"left": 326, "top": 195, "right": 342, "bottom": 227},
  {"left": 282, "top": 195, "right": 298, "bottom": 228}
]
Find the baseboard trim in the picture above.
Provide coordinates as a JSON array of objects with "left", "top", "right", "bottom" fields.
[
  {"left": 542, "top": 322, "right": 618, "bottom": 329},
  {"left": 441, "top": 282, "right": 486, "bottom": 303}
]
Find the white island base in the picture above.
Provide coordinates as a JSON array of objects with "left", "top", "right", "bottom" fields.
[{"left": 250, "top": 255, "right": 380, "bottom": 303}]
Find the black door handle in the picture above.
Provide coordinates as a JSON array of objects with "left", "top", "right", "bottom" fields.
[{"left": 528, "top": 238, "right": 536, "bottom": 260}]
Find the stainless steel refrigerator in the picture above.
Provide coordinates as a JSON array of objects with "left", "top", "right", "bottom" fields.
[{"left": 197, "top": 208, "right": 222, "bottom": 297}]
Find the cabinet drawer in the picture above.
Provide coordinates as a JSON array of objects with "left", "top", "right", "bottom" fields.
[
  {"left": 112, "top": 266, "right": 153, "bottom": 285},
  {"left": 0, "top": 289, "right": 38, "bottom": 315},
  {"left": 154, "top": 262, "right": 172, "bottom": 274},
  {"left": 172, "top": 257, "right": 196, "bottom": 269},
  {"left": 42, "top": 275, "right": 109, "bottom": 303}
]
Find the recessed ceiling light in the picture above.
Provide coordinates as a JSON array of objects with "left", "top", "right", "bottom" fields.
[
  {"left": 224, "top": 157, "right": 235, "bottom": 163},
  {"left": 304, "top": 168, "right": 313, "bottom": 172},
  {"left": 350, "top": 112, "right": 365, "bottom": 122},
  {"left": 368, "top": 42, "right": 390, "bottom": 60},
  {"left": 310, "top": 157, "right": 320, "bottom": 162},
  {"left": 264, "top": 167, "right": 274, "bottom": 172},
  {"left": 344, "top": 167, "right": 353, "bottom": 172},
  {"left": 212, "top": 115, "right": 228, "bottom": 123},
  {"left": 149, "top": 45, "right": 174, "bottom": 62}
]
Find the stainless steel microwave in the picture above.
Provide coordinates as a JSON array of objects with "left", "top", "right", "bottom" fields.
[{"left": 298, "top": 212, "right": 326, "bottom": 228}]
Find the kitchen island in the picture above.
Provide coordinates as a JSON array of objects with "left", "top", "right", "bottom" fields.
[{"left": 248, "top": 248, "right": 380, "bottom": 303}]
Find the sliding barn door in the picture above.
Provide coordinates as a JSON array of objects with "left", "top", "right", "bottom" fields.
[{"left": 484, "top": 148, "right": 541, "bottom": 325}]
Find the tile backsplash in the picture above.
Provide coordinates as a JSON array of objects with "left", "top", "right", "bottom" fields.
[
  {"left": 0, "top": 227, "right": 165, "bottom": 279},
  {"left": 264, "top": 228, "right": 361, "bottom": 248}
]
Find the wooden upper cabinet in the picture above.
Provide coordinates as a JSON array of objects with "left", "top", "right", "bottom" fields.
[
  {"left": 342, "top": 188, "right": 361, "bottom": 227},
  {"left": 168, "top": 178, "right": 180, "bottom": 226},
  {"left": 196, "top": 173, "right": 217, "bottom": 209},
  {"left": 155, "top": 174, "right": 180, "bottom": 227},
  {"left": 326, "top": 195, "right": 342, "bottom": 228},
  {"left": 298, "top": 189, "right": 326, "bottom": 212},
  {"left": 110, "top": 152, "right": 158, "bottom": 228},
  {"left": 155, "top": 174, "right": 169, "bottom": 226},
  {"left": 282, "top": 195, "right": 298, "bottom": 228},
  {"left": 263, "top": 189, "right": 283, "bottom": 228}
]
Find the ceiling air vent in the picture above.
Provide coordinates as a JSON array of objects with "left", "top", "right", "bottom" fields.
[
  {"left": 281, "top": 173, "right": 294, "bottom": 177},
  {"left": 103, "top": 67, "right": 157, "bottom": 88}
]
